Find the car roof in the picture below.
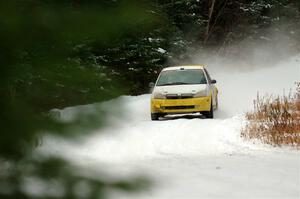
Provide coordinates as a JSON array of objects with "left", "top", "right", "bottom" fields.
[{"left": 162, "top": 65, "right": 205, "bottom": 71}]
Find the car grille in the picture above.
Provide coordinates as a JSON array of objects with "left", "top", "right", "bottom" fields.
[
  {"left": 163, "top": 105, "right": 195, "bottom": 110},
  {"left": 166, "top": 94, "right": 194, "bottom": 99}
]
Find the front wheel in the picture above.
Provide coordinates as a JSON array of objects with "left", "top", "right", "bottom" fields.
[
  {"left": 201, "top": 102, "right": 214, "bottom": 119},
  {"left": 151, "top": 113, "right": 159, "bottom": 121}
]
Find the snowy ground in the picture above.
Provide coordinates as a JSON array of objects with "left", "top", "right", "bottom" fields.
[{"left": 42, "top": 55, "right": 300, "bottom": 199}]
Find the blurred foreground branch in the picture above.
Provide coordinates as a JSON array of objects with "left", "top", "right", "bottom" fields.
[{"left": 0, "top": 1, "right": 152, "bottom": 198}]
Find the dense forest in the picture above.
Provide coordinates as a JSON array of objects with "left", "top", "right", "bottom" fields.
[
  {"left": 2, "top": 0, "right": 300, "bottom": 111},
  {"left": 1, "top": 1, "right": 299, "bottom": 199}
]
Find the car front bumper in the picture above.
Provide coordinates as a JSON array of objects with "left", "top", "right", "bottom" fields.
[{"left": 151, "top": 96, "right": 211, "bottom": 114}]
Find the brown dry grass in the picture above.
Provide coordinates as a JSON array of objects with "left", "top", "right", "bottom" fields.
[{"left": 241, "top": 82, "right": 300, "bottom": 147}]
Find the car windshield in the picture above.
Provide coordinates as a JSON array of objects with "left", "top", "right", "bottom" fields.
[{"left": 156, "top": 69, "right": 207, "bottom": 86}]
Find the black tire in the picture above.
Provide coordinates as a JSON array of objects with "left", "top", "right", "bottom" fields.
[
  {"left": 202, "top": 102, "right": 214, "bottom": 119},
  {"left": 151, "top": 113, "right": 159, "bottom": 121}
]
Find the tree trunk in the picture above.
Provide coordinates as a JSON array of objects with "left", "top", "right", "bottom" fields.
[{"left": 204, "top": 0, "right": 216, "bottom": 43}]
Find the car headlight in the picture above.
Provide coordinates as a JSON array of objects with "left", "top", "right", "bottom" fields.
[
  {"left": 153, "top": 92, "right": 166, "bottom": 99},
  {"left": 194, "top": 90, "right": 208, "bottom": 98}
]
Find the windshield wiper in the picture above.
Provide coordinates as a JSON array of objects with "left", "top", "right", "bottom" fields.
[{"left": 158, "top": 82, "right": 189, "bottom": 86}]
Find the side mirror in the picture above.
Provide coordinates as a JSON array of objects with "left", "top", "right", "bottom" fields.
[
  {"left": 149, "top": 82, "right": 155, "bottom": 88},
  {"left": 211, "top": 79, "right": 217, "bottom": 84}
]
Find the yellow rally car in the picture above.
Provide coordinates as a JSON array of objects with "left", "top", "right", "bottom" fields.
[{"left": 150, "top": 65, "right": 218, "bottom": 120}]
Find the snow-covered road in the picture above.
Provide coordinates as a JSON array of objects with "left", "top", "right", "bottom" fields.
[{"left": 43, "top": 55, "right": 300, "bottom": 199}]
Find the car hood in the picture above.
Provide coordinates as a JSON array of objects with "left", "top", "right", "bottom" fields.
[{"left": 153, "top": 84, "right": 207, "bottom": 95}]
